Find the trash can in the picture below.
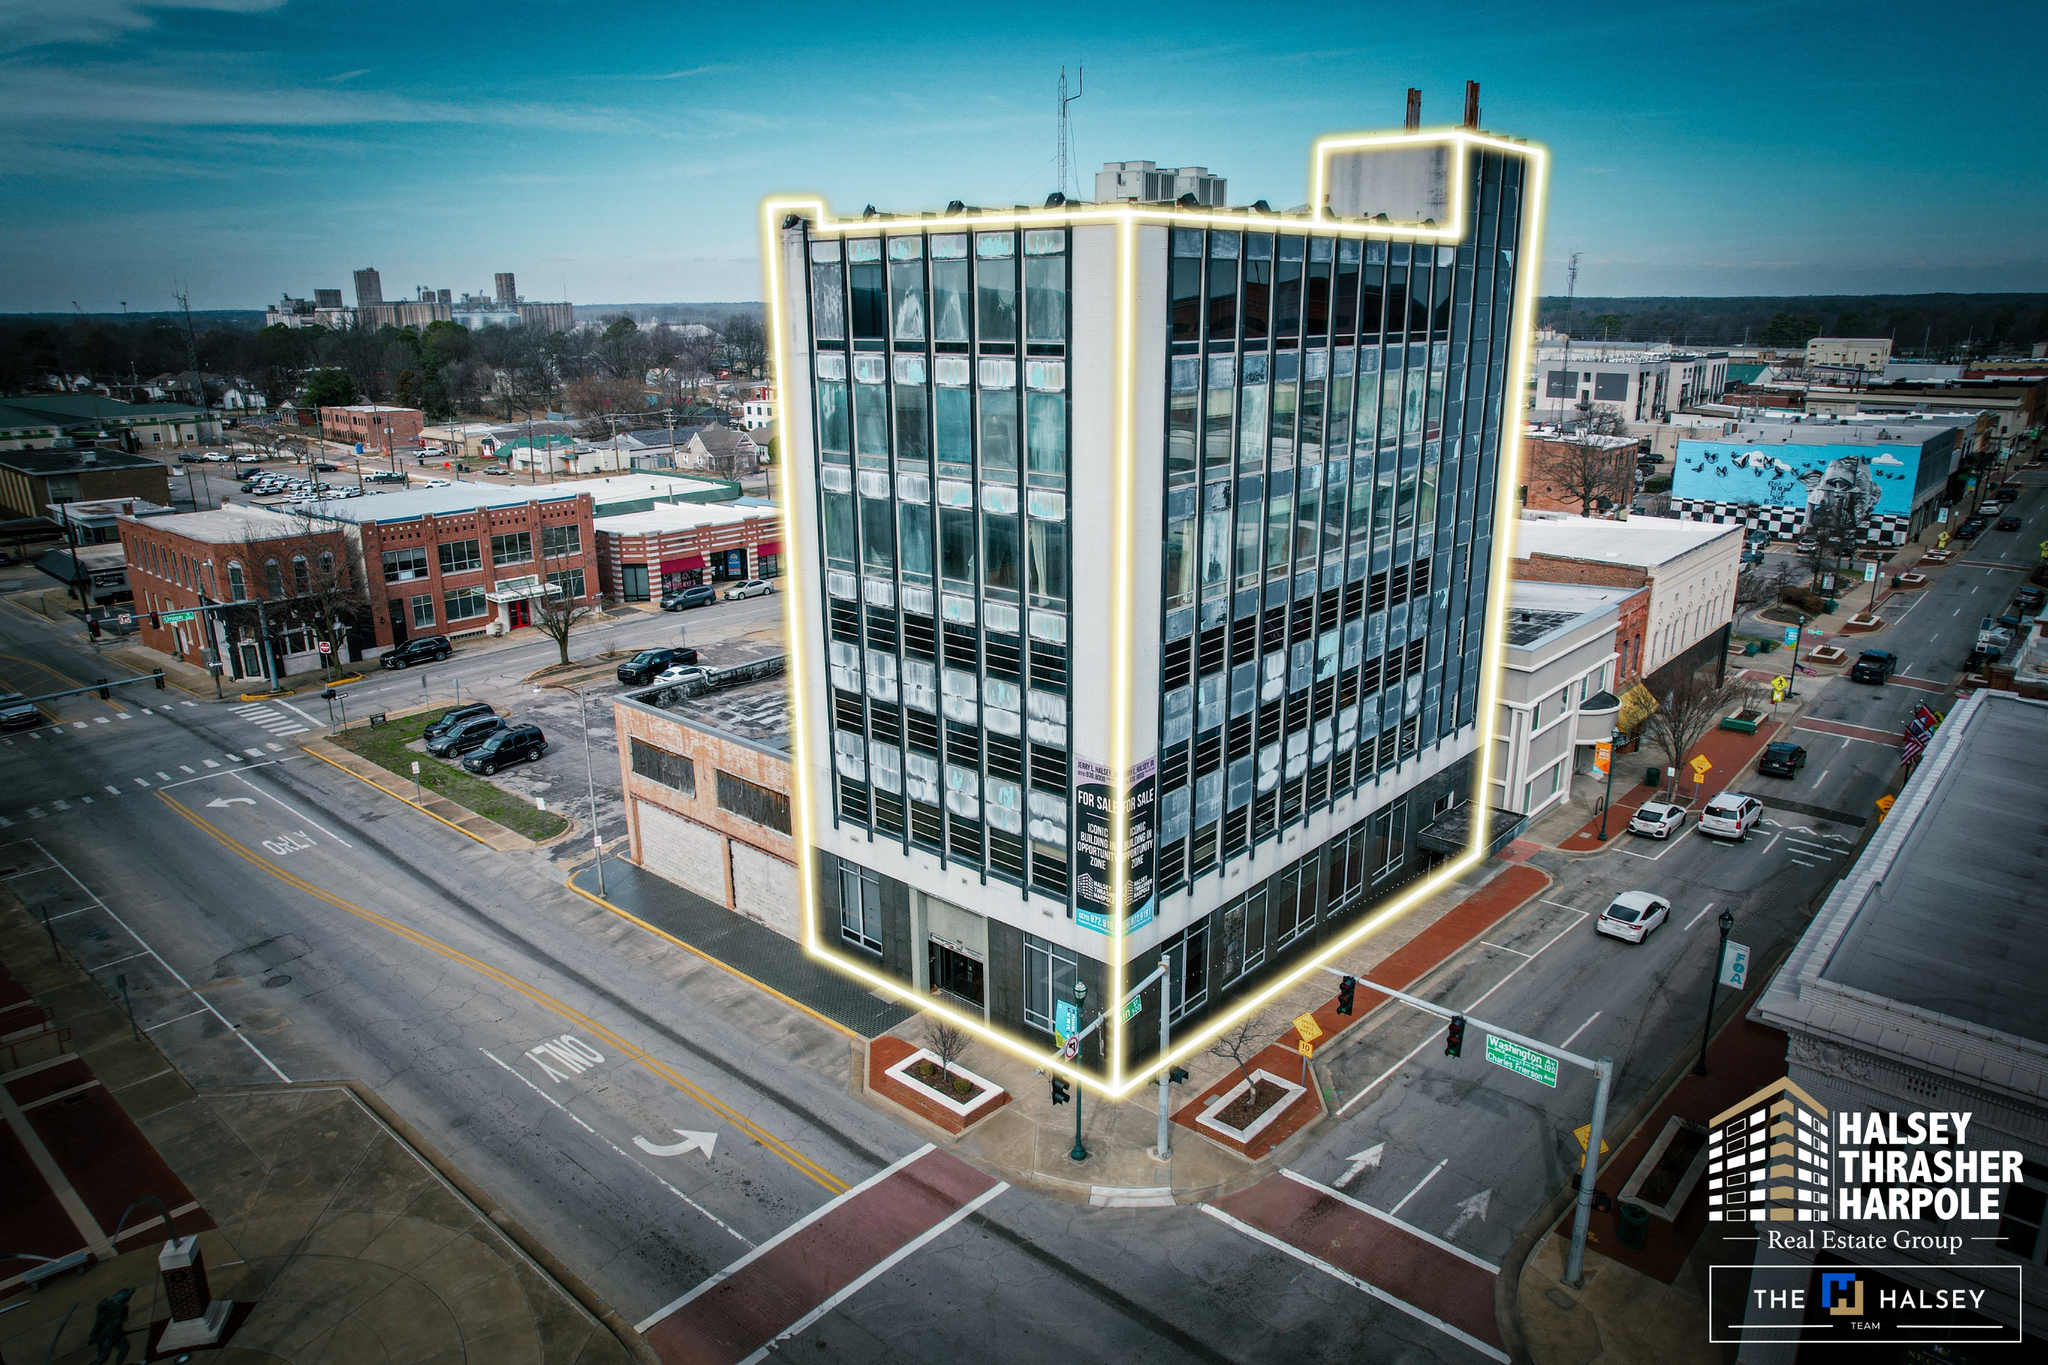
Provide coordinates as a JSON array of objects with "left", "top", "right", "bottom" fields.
[
  {"left": 1646, "top": 766, "right": 1662, "bottom": 788},
  {"left": 1742, "top": 641, "right": 1759, "bottom": 657},
  {"left": 1617, "top": 1201, "right": 1650, "bottom": 1249}
]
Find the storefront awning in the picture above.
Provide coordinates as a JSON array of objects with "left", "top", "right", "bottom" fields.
[
  {"left": 661, "top": 554, "right": 707, "bottom": 573},
  {"left": 754, "top": 541, "right": 781, "bottom": 556}
]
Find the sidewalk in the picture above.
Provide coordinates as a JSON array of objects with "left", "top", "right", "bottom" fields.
[
  {"left": 849, "top": 859, "right": 1551, "bottom": 1204},
  {"left": 0, "top": 895, "right": 640, "bottom": 1365},
  {"left": 1554, "top": 706, "right": 1795, "bottom": 852}
]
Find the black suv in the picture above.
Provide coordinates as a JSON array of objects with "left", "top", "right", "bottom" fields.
[
  {"left": 1758, "top": 742, "right": 1807, "bottom": 777},
  {"left": 461, "top": 724, "right": 547, "bottom": 774},
  {"left": 423, "top": 702, "right": 496, "bottom": 743},
  {"left": 424, "top": 713, "right": 503, "bottom": 757},
  {"left": 661, "top": 585, "right": 717, "bottom": 611},
  {"left": 382, "top": 635, "right": 452, "bottom": 669},
  {"left": 1850, "top": 650, "right": 1897, "bottom": 684},
  {"left": 617, "top": 646, "right": 698, "bottom": 685}
]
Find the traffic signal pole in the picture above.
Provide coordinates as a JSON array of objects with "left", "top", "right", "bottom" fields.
[{"left": 1318, "top": 966, "right": 1614, "bottom": 1288}]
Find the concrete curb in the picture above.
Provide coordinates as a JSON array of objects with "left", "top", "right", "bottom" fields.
[
  {"left": 209, "top": 1080, "right": 659, "bottom": 1365},
  {"left": 299, "top": 735, "right": 540, "bottom": 851}
]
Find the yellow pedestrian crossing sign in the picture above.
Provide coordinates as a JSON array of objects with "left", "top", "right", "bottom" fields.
[
  {"left": 1770, "top": 676, "right": 1790, "bottom": 703},
  {"left": 1573, "top": 1122, "right": 1610, "bottom": 1170}
]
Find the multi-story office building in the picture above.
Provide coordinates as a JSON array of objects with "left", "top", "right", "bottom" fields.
[{"left": 767, "top": 128, "right": 1544, "bottom": 1090}]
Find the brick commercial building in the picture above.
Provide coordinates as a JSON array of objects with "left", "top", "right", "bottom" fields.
[
  {"left": 319, "top": 405, "right": 425, "bottom": 451},
  {"left": 615, "top": 674, "right": 797, "bottom": 938},
  {"left": 1517, "top": 430, "right": 1641, "bottom": 516},
  {"left": 118, "top": 505, "right": 355, "bottom": 682},
  {"left": 295, "top": 483, "right": 597, "bottom": 650},
  {"left": 0, "top": 446, "right": 173, "bottom": 520},
  {"left": 594, "top": 501, "right": 783, "bottom": 602},
  {"left": 1508, "top": 512, "right": 1741, "bottom": 690}
]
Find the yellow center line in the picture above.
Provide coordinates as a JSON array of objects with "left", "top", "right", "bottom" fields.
[
  {"left": 157, "top": 791, "right": 849, "bottom": 1194},
  {"left": 0, "top": 651, "right": 128, "bottom": 714}
]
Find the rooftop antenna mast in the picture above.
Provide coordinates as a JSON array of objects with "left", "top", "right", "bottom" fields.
[{"left": 1057, "top": 65, "right": 1083, "bottom": 198}]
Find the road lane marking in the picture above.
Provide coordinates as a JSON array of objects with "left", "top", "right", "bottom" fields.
[
  {"left": 1559, "top": 1012, "right": 1601, "bottom": 1050},
  {"left": 143, "top": 1007, "right": 209, "bottom": 1032},
  {"left": 158, "top": 793, "right": 845, "bottom": 1194},
  {"left": 1198, "top": 1205, "right": 1509, "bottom": 1364},
  {"left": 480, "top": 1047, "right": 753, "bottom": 1245},
  {"left": 1684, "top": 902, "right": 1719, "bottom": 931},
  {"left": 25, "top": 839, "right": 289, "bottom": 1082},
  {"left": 232, "top": 772, "right": 352, "bottom": 847},
  {"left": 1477, "top": 940, "right": 1532, "bottom": 958},
  {"left": 1389, "top": 1159, "right": 1447, "bottom": 1215},
  {"left": 1336, "top": 910, "right": 1588, "bottom": 1118},
  {"left": 1621, "top": 825, "right": 1695, "bottom": 860},
  {"left": 180, "top": 766, "right": 194, "bottom": 773}
]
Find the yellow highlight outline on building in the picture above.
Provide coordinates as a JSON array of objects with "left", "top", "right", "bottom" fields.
[{"left": 757, "top": 126, "right": 1550, "bottom": 1100}]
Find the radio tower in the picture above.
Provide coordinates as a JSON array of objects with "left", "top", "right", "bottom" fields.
[
  {"left": 1566, "top": 250, "right": 1581, "bottom": 312},
  {"left": 1056, "top": 65, "right": 1084, "bottom": 199}
]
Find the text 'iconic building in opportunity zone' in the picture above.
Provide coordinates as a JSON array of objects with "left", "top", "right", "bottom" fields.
[{"left": 767, "top": 126, "right": 1546, "bottom": 1094}]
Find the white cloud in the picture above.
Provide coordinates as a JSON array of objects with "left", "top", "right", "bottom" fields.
[
  {"left": 1870, "top": 453, "right": 1906, "bottom": 466},
  {"left": 0, "top": 0, "right": 284, "bottom": 55}
]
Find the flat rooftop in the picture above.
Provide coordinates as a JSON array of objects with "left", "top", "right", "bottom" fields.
[
  {"left": 1819, "top": 691, "right": 2048, "bottom": 1041},
  {"left": 1512, "top": 513, "right": 1739, "bottom": 568},
  {"left": 595, "top": 503, "right": 773, "bottom": 537},
  {"left": 292, "top": 482, "right": 586, "bottom": 524},
  {"left": 631, "top": 677, "right": 791, "bottom": 752},
  {"left": 118, "top": 504, "right": 318, "bottom": 544},
  {"left": 1504, "top": 581, "right": 1638, "bottom": 650},
  {"left": 1676, "top": 415, "right": 1968, "bottom": 446}
]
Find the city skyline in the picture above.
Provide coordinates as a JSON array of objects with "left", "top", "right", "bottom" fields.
[{"left": 5, "top": 0, "right": 2046, "bottom": 314}]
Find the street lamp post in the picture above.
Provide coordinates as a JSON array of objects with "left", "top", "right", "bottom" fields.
[
  {"left": 1069, "top": 979, "right": 1088, "bottom": 1163},
  {"left": 1692, "top": 909, "right": 1736, "bottom": 1076},
  {"left": 1595, "top": 728, "right": 1624, "bottom": 842},
  {"left": 544, "top": 683, "right": 608, "bottom": 895},
  {"left": 1786, "top": 613, "right": 1807, "bottom": 698}
]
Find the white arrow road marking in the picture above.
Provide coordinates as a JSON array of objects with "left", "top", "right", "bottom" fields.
[
  {"left": 1333, "top": 1144, "right": 1384, "bottom": 1190},
  {"left": 634, "top": 1129, "right": 719, "bottom": 1159},
  {"left": 206, "top": 797, "right": 258, "bottom": 808},
  {"left": 1447, "top": 1188, "right": 1491, "bottom": 1242}
]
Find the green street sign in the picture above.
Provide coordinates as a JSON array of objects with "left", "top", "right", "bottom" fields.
[
  {"left": 1485, "top": 1034, "right": 1558, "bottom": 1088},
  {"left": 1123, "top": 994, "right": 1142, "bottom": 1022},
  {"left": 160, "top": 610, "right": 197, "bottom": 624}
]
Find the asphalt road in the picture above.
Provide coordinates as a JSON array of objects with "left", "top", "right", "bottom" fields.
[{"left": 0, "top": 476, "right": 2035, "bottom": 1364}]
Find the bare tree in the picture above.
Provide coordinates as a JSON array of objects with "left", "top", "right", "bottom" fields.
[
  {"left": 531, "top": 548, "right": 597, "bottom": 666},
  {"left": 1527, "top": 409, "right": 1638, "bottom": 517},
  {"left": 227, "top": 507, "right": 369, "bottom": 681},
  {"left": 719, "top": 313, "right": 766, "bottom": 374},
  {"left": 1732, "top": 562, "right": 1796, "bottom": 624},
  {"left": 1801, "top": 501, "right": 1860, "bottom": 587},
  {"left": 1207, "top": 1009, "right": 1276, "bottom": 1100},
  {"left": 920, "top": 1017, "right": 971, "bottom": 1087},
  {"left": 1640, "top": 668, "right": 1763, "bottom": 783}
]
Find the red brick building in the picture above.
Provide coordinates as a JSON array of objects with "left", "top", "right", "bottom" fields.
[
  {"left": 594, "top": 502, "right": 783, "bottom": 601},
  {"left": 319, "top": 404, "right": 424, "bottom": 450},
  {"left": 119, "top": 505, "right": 353, "bottom": 682},
  {"left": 301, "top": 484, "right": 598, "bottom": 649}
]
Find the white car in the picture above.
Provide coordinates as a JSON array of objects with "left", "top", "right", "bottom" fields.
[
  {"left": 1627, "top": 801, "right": 1686, "bottom": 840},
  {"left": 418, "top": 477, "right": 453, "bottom": 488},
  {"left": 653, "top": 664, "right": 710, "bottom": 688},
  {"left": 1698, "top": 792, "right": 1763, "bottom": 841},
  {"left": 723, "top": 579, "right": 776, "bottom": 600},
  {"left": 1597, "top": 891, "right": 1671, "bottom": 943}
]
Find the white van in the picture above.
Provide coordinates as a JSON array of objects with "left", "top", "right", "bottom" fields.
[{"left": 1698, "top": 793, "right": 1763, "bottom": 841}]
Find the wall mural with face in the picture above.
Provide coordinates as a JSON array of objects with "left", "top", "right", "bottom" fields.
[{"left": 1671, "top": 438, "right": 1942, "bottom": 519}]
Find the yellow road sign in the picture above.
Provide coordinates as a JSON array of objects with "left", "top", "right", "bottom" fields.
[
  {"left": 1294, "top": 1013, "right": 1324, "bottom": 1043},
  {"left": 1770, "top": 676, "right": 1789, "bottom": 703},
  {"left": 1297, "top": 1039, "right": 1315, "bottom": 1058},
  {"left": 1688, "top": 755, "right": 1713, "bottom": 779},
  {"left": 1573, "top": 1122, "right": 1611, "bottom": 1169}
]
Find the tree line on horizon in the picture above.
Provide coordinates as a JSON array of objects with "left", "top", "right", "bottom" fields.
[{"left": 1538, "top": 292, "right": 2048, "bottom": 355}]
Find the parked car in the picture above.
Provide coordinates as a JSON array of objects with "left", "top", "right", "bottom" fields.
[
  {"left": 1698, "top": 792, "right": 1764, "bottom": 841},
  {"left": 653, "top": 664, "right": 710, "bottom": 688},
  {"left": 381, "top": 635, "right": 452, "bottom": 669},
  {"left": 312, "top": 461, "right": 339, "bottom": 472},
  {"left": 1955, "top": 520, "right": 1984, "bottom": 540},
  {"left": 723, "top": 579, "right": 775, "bottom": 600},
  {"left": 1794, "top": 537, "right": 1819, "bottom": 554},
  {"left": 1596, "top": 891, "right": 1672, "bottom": 944},
  {"left": 423, "top": 702, "right": 497, "bottom": 744},
  {"left": 484, "top": 465, "right": 509, "bottom": 476},
  {"left": 616, "top": 646, "right": 699, "bottom": 685},
  {"left": 1997, "top": 516, "right": 2022, "bottom": 532},
  {"left": 236, "top": 466, "right": 261, "bottom": 479},
  {"left": 2015, "top": 588, "right": 2045, "bottom": 612},
  {"left": 461, "top": 724, "right": 547, "bottom": 774},
  {"left": 1626, "top": 801, "right": 1687, "bottom": 840},
  {"left": 1850, "top": 649, "right": 1897, "bottom": 684},
  {"left": 0, "top": 691, "right": 42, "bottom": 730},
  {"left": 424, "top": 713, "right": 504, "bottom": 758},
  {"left": 1757, "top": 742, "right": 1807, "bottom": 777},
  {"left": 660, "top": 585, "right": 717, "bottom": 611},
  {"left": 1740, "top": 546, "right": 1765, "bottom": 565}
]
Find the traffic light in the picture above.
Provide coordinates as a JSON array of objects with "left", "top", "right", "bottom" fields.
[
  {"left": 1336, "top": 975, "right": 1357, "bottom": 1016},
  {"left": 152, "top": 669, "right": 165, "bottom": 690},
  {"left": 96, "top": 678, "right": 111, "bottom": 700},
  {"left": 1049, "top": 1077, "right": 1070, "bottom": 1105},
  {"left": 148, "top": 612, "right": 160, "bottom": 630},
  {"left": 1167, "top": 1066, "right": 1189, "bottom": 1085},
  {"left": 1445, "top": 1014, "right": 1466, "bottom": 1058}
]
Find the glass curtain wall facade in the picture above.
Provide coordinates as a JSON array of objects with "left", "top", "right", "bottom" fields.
[
  {"left": 806, "top": 227, "right": 1075, "bottom": 902},
  {"left": 1153, "top": 148, "right": 1524, "bottom": 894}
]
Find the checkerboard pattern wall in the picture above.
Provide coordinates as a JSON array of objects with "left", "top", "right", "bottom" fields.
[{"left": 1672, "top": 499, "right": 1909, "bottom": 546}]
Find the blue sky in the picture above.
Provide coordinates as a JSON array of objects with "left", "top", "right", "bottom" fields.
[{"left": 4, "top": 0, "right": 2044, "bottom": 312}]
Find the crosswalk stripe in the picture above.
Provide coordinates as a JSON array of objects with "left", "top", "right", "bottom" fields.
[
  {"left": 105, "top": 785, "right": 119, "bottom": 794},
  {"left": 133, "top": 778, "right": 149, "bottom": 787},
  {"left": 265, "top": 743, "right": 283, "bottom": 752},
  {"left": 202, "top": 759, "right": 219, "bottom": 768},
  {"left": 244, "top": 748, "right": 265, "bottom": 758}
]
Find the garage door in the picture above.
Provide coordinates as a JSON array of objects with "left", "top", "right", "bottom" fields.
[
  {"left": 635, "top": 802, "right": 728, "bottom": 905},
  {"left": 730, "top": 844, "right": 797, "bottom": 940}
]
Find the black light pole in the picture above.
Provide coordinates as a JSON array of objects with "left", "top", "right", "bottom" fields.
[
  {"left": 1693, "top": 909, "right": 1735, "bottom": 1076},
  {"left": 1596, "top": 728, "right": 1623, "bottom": 841},
  {"left": 1069, "top": 979, "right": 1089, "bottom": 1163},
  {"left": 1786, "top": 613, "right": 1807, "bottom": 698}
]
